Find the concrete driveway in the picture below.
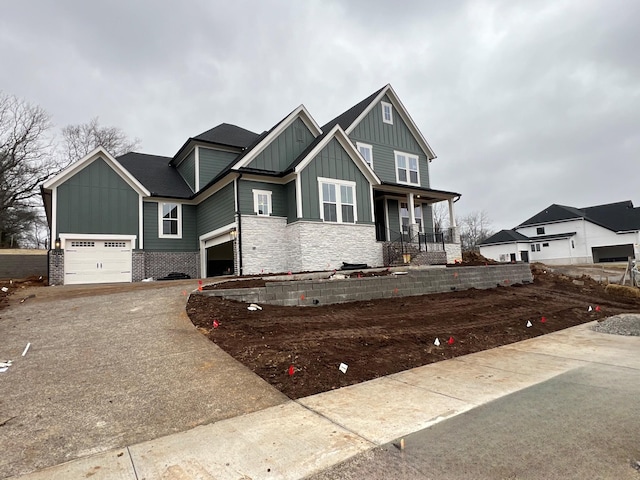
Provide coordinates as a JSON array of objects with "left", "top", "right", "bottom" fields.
[{"left": 0, "top": 281, "right": 287, "bottom": 479}]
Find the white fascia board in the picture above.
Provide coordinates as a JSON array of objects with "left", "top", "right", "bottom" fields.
[
  {"left": 240, "top": 173, "right": 293, "bottom": 185},
  {"left": 191, "top": 172, "right": 238, "bottom": 204},
  {"left": 59, "top": 233, "right": 137, "bottom": 241},
  {"left": 344, "top": 84, "right": 437, "bottom": 160},
  {"left": 515, "top": 218, "right": 583, "bottom": 230},
  {"left": 231, "top": 105, "right": 322, "bottom": 170},
  {"left": 43, "top": 146, "right": 150, "bottom": 196},
  {"left": 294, "top": 126, "right": 381, "bottom": 186}
]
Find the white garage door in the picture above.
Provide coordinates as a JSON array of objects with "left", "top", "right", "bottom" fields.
[{"left": 64, "top": 239, "right": 132, "bottom": 284}]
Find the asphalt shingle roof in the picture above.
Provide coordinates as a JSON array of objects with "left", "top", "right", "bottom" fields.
[
  {"left": 480, "top": 229, "right": 530, "bottom": 245},
  {"left": 117, "top": 152, "right": 194, "bottom": 198},
  {"left": 193, "top": 123, "right": 260, "bottom": 148},
  {"left": 518, "top": 201, "right": 640, "bottom": 232},
  {"left": 321, "top": 85, "right": 386, "bottom": 132}
]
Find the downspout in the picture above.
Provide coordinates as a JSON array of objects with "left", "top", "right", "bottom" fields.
[{"left": 236, "top": 173, "right": 243, "bottom": 276}]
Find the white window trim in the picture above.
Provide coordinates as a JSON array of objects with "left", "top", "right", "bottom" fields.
[
  {"left": 252, "top": 189, "right": 272, "bottom": 216},
  {"left": 158, "top": 202, "right": 183, "bottom": 239},
  {"left": 394, "top": 151, "right": 420, "bottom": 186},
  {"left": 317, "top": 177, "right": 357, "bottom": 224},
  {"left": 381, "top": 101, "right": 393, "bottom": 124},
  {"left": 356, "top": 142, "right": 373, "bottom": 168}
]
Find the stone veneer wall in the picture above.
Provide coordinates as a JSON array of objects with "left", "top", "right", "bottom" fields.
[
  {"left": 132, "top": 251, "right": 145, "bottom": 281},
  {"left": 286, "top": 221, "right": 383, "bottom": 273},
  {"left": 239, "top": 218, "right": 384, "bottom": 275},
  {"left": 445, "top": 243, "right": 463, "bottom": 263},
  {"left": 199, "top": 263, "right": 533, "bottom": 306},
  {"left": 143, "top": 252, "right": 200, "bottom": 280},
  {"left": 47, "top": 250, "right": 65, "bottom": 285},
  {"left": 241, "top": 216, "right": 289, "bottom": 274}
]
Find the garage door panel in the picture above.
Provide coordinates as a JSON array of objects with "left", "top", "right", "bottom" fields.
[{"left": 64, "top": 239, "right": 132, "bottom": 284}]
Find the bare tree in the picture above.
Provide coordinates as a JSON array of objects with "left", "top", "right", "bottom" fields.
[
  {"left": 458, "top": 210, "right": 494, "bottom": 252},
  {"left": 432, "top": 202, "right": 450, "bottom": 233},
  {"left": 62, "top": 117, "right": 141, "bottom": 164},
  {"left": 0, "top": 92, "right": 55, "bottom": 247}
]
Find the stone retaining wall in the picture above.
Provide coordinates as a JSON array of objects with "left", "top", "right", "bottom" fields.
[{"left": 199, "top": 263, "right": 533, "bottom": 306}]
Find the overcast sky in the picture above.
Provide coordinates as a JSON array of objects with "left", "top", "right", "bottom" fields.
[{"left": 2, "top": 0, "right": 639, "bottom": 230}]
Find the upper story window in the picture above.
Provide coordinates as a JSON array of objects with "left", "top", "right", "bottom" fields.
[
  {"left": 381, "top": 101, "right": 393, "bottom": 124},
  {"left": 159, "top": 202, "right": 182, "bottom": 238},
  {"left": 319, "top": 178, "right": 357, "bottom": 224},
  {"left": 356, "top": 142, "right": 373, "bottom": 167},
  {"left": 536, "top": 227, "right": 545, "bottom": 235},
  {"left": 395, "top": 151, "right": 420, "bottom": 186},
  {"left": 253, "top": 189, "right": 272, "bottom": 216}
]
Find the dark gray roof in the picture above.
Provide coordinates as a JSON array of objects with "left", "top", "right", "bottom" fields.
[
  {"left": 117, "top": 152, "right": 194, "bottom": 198},
  {"left": 193, "top": 123, "right": 260, "bottom": 148},
  {"left": 518, "top": 201, "right": 640, "bottom": 232},
  {"left": 529, "top": 232, "right": 576, "bottom": 241},
  {"left": 321, "top": 85, "right": 386, "bottom": 132},
  {"left": 517, "top": 204, "right": 584, "bottom": 227},
  {"left": 480, "top": 229, "right": 530, "bottom": 245}
]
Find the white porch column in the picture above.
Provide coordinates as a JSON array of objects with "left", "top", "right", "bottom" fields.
[
  {"left": 408, "top": 193, "right": 416, "bottom": 225},
  {"left": 448, "top": 198, "right": 459, "bottom": 243}
]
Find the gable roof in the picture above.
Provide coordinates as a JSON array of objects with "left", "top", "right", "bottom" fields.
[
  {"left": 517, "top": 204, "right": 584, "bottom": 227},
  {"left": 193, "top": 123, "right": 260, "bottom": 148},
  {"left": 321, "top": 86, "right": 386, "bottom": 132},
  {"left": 480, "top": 229, "right": 530, "bottom": 246},
  {"left": 42, "top": 146, "right": 150, "bottom": 196},
  {"left": 322, "top": 84, "right": 437, "bottom": 160},
  {"left": 518, "top": 201, "right": 640, "bottom": 233},
  {"left": 231, "top": 105, "right": 322, "bottom": 171},
  {"left": 117, "top": 152, "right": 194, "bottom": 198}
]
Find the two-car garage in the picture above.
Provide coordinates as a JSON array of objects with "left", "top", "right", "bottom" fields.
[{"left": 63, "top": 238, "right": 133, "bottom": 284}]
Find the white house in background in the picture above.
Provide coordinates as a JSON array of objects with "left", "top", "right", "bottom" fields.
[{"left": 479, "top": 201, "right": 640, "bottom": 265}]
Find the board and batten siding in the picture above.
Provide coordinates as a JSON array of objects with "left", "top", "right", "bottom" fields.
[
  {"left": 238, "top": 180, "right": 287, "bottom": 217},
  {"left": 197, "top": 182, "right": 235, "bottom": 237},
  {"left": 349, "top": 95, "right": 430, "bottom": 188},
  {"left": 56, "top": 157, "right": 138, "bottom": 240},
  {"left": 246, "top": 118, "right": 316, "bottom": 172},
  {"left": 422, "top": 204, "right": 434, "bottom": 233},
  {"left": 387, "top": 199, "right": 401, "bottom": 241},
  {"left": 177, "top": 150, "right": 196, "bottom": 192},
  {"left": 299, "top": 138, "right": 372, "bottom": 224},
  {"left": 199, "top": 147, "right": 238, "bottom": 189},
  {"left": 286, "top": 181, "right": 297, "bottom": 223},
  {"left": 143, "top": 202, "right": 198, "bottom": 251}
]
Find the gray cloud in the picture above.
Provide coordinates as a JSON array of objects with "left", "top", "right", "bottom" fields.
[{"left": 1, "top": 0, "right": 638, "bottom": 230}]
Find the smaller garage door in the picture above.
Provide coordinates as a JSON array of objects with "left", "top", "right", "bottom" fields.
[{"left": 64, "top": 239, "right": 132, "bottom": 284}]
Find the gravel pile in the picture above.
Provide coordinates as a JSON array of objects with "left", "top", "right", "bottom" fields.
[{"left": 592, "top": 314, "right": 640, "bottom": 336}]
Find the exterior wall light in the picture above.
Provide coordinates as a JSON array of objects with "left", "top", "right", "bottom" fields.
[{"left": 54, "top": 238, "right": 61, "bottom": 250}]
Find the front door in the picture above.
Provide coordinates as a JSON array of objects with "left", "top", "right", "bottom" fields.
[
  {"left": 520, "top": 251, "right": 529, "bottom": 263},
  {"left": 374, "top": 198, "right": 386, "bottom": 241}
]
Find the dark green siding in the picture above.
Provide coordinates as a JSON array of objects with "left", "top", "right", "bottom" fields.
[
  {"left": 177, "top": 150, "right": 196, "bottom": 191},
  {"left": 247, "top": 118, "right": 315, "bottom": 172},
  {"left": 199, "top": 147, "right": 238, "bottom": 189},
  {"left": 422, "top": 204, "right": 434, "bottom": 233},
  {"left": 56, "top": 158, "right": 138, "bottom": 239},
  {"left": 237, "top": 180, "right": 287, "bottom": 217},
  {"left": 299, "top": 138, "right": 372, "bottom": 224},
  {"left": 350, "top": 95, "right": 430, "bottom": 187},
  {"left": 387, "top": 199, "right": 401, "bottom": 241},
  {"left": 197, "top": 182, "right": 235, "bottom": 237},
  {"left": 286, "top": 181, "right": 297, "bottom": 223},
  {"left": 143, "top": 202, "right": 198, "bottom": 251}
]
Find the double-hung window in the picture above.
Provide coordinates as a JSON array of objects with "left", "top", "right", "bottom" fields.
[
  {"left": 395, "top": 151, "right": 420, "bottom": 185},
  {"left": 381, "top": 101, "right": 393, "bottom": 124},
  {"left": 252, "top": 189, "right": 272, "bottom": 216},
  {"left": 319, "top": 178, "right": 357, "bottom": 224},
  {"left": 159, "top": 202, "right": 182, "bottom": 238},
  {"left": 356, "top": 142, "right": 373, "bottom": 168}
]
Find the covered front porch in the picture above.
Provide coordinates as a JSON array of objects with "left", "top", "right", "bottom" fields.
[{"left": 372, "top": 183, "right": 461, "bottom": 265}]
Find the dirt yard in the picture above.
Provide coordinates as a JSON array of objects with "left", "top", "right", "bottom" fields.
[{"left": 188, "top": 265, "right": 640, "bottom": 399}]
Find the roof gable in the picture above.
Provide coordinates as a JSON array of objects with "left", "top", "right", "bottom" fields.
[
  {"left": 517, "top": 204, "right": 584, "bottom": 227},
  {"left": 323, "top": 84, "right": 436, "bottom": 160},
  {"left": 480, "top": 229, "right": 530, "bottom": 245},
  {"left": 293, "top": 125, "right": 380, "bottom": 186},
  {"left": 43, "top": 146, "right": 150, "bottom": 197},
  {"left": 232, "top": 105, "right": 322, "bottom": 171}
]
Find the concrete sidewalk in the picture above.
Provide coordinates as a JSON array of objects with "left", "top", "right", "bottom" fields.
[{"left": 9, "top": 320, "right": 640, "bottom": 479}]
